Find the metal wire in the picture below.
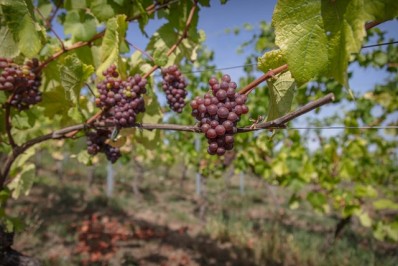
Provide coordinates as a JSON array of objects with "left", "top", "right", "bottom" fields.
[
  {"left": 181, "top": 63, "right": 258, "bottom": 74},
  {"left": 285, "top": 126, "right": 398, "bottom": 130},
  {"left": 361, "top": 40, "right": 398, "bottom": 49},
  {"left": 177, "top": 40, "right": 397, "bottom": 75}
]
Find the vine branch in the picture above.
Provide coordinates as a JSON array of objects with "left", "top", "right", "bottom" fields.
[
  {"left": 0, "top": 92, "right": 335, "bottom": 188},
  {"left": 142, "top": 0, "right": 198, "bottom": 79},
  {"left": 39, "top": 1, "right": 169, "bottom": 69},
  {"left": 238, "top": 64, "right": 289, "bottom": 95}
]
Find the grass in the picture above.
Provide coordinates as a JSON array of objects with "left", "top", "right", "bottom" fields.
[{"left": 6, "top": 154, "right": 398, "bottom": 265}]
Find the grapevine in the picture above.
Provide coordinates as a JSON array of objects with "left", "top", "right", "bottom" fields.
[{"left": 190, "top": 74, "right": 248, "bottom": 156}]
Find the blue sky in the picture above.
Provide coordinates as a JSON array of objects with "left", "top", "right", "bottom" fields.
[{"left": 127, "top": 0, "right": 398, "bottom": 96}]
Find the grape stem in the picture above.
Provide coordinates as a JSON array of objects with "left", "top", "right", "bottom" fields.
[
  {"left": 38, "top": 2, "right": 167, "bottom": 70},
  {"left": 0, "top": 92, "right": 334, "bottom": 189},
  {"left": 238, "top": 64, "right": 289, "bottom": 95},
  {"left": 125, "top": 39, "right": 155, "bottom": 62},
  {"left": 142, "top": 0, "right": 198, "bottom": 79}
]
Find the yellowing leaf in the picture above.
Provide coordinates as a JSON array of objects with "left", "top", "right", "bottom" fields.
[
  {"left": 258, "top": 49, "right": 287, "bottom": 72},
  {"left": 373, "top": 199, "right": 398, "bottom": 210},
  {"left": 106, "top": 136, "right": 127, "bottom": 148},
  {"left": 8, "top": 163, "right": 36, "bottom": 199},
  {"left": 266, "top": 71, "right": 296, "bottom": 121}
]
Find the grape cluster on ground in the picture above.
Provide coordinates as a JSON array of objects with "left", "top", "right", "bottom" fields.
[
  {"left": 161, "top": 65, "right": 187, "bottom": 113},
  {"left": 0, "top": 58, "right": 42, "bottom": 110},
  {"left": 191, "top": 74, "right": 248, "bottom": 155}
]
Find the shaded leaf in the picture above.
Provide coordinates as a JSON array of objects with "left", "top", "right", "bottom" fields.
[
  {"left": 64, "top": 9, "right": 96, "bottom": 42},
  {"left": 8, "top": 163, "right": 35, "bottom": 199},
  {"left": 266, "top": 71, "right": 296, "bottom": 121}
]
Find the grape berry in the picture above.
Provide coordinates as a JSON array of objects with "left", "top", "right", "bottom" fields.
[
  {"left": 190, "top": 74, "right": 248, "bottom": 156},
  {"left": 95, "top": 65, "right": 147, "bottom": 128},
  {"left": 0, "top": 58, "right": 42, "bottom": 110},
  {"left": 86, "top": 129, "right": 121, "bottom": 163},
  {"left": 87, "top": 65, "right": 148, "bottom": 163},
  {"left": 161, "top": 65, "right": 187, "bottom": 113}
]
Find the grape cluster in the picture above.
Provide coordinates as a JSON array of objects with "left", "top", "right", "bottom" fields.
[
  {"left": 95, "top": 65, "right": 147, "bottom": 127},
  {"left": 161, "top": 65, "right": 187, "bottom": 113},
  {"left": 86, "top": 129, "right": 121, "bottom": 163},
  {"left": 0, "top": 58, "right": 42, "bottom": 110},
  {"left": 190, "top": 74, "right": 248, "bottom": 156}
]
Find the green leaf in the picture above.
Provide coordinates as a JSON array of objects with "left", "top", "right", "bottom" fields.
[
  {"left": 64, "top": 0, "right": 87, "bottom": 10},
  {"left": 96, "top": 15, "right": 128, "bottom": 78},
  {"left": 77, "top": 150, "right": 92, "bottom": 165},
  {"left": 364, "top": 0, "right": 398, "bottom": 21},
  {"left": 8, "top": 163, "right": 35, "bottom": 199},
  {"left": 133, "top": 94, "right": 162, "bottom": 150},
  {"left": 18, "top": 14, "right": 43, "bottom": 57},
  {"left": 64, "top": 9, "right": 97, "bottom": 42},
  {"left": 41, "top": 86, "right": 73, "bottom": 122},
  {"left": 153, "top": 47, "right": 168, "bottom": 67},
  {"left": 0, "top": 26, "right": 19, "bottom": 58},
  {"left": 307, "top": 191, "right": 328, "bottom": 213},
  {"left": 1, "top": 0, "right": 44, "bottom": 57},
  {"left": 258, "top": 49, "right": 287, "bottom": 72},
  {"left": 130, "top": 1, "right": 148, "bottom": 35},
  {"left": 37, "top": 0, "right": 52, "bottom": 18},
  {"left": 273, "top": 0, "right": 328, "bottom": 84},
  {"left": 266, "top": 71, "right": 296, "bottom": 121},
  {"left": 355, "top": 209, "right": 372, "bottom": 227},
  {"left": 1, "top": 0, "right": 33, "bottom": 32},
  {"left": 272, "top": 0, "right": 369, "bottom": 85},
  {"left": 60, "top": 54, "right": 94, "bottom": 103},
  {"left": 354, "top": 185, "right": 378, "bottom": 198},
  {"left": 146, "top": 24, "right": 176, "bottom": 54},
  {"left": 89, "top": 0, "right": 119, "bottom": 21},
  {"left": 373, "top": 199, "right": 398, "bottom": 210}
]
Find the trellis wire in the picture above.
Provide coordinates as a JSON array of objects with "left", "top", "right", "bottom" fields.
[
  {"left": 281, "top": 126, "right": 398, "bottom": 130},
  {"left": 174, "top": 40, "right": 397, "bottom": 75}
]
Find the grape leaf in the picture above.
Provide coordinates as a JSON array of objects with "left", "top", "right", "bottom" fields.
[
  {"left": 356, "top": 209, "right": 372, "bottom": 227},
  {"left": 96, "top": 15, "right": 128, "bottom": 78},
  {"left": 89, "top": 0, "right": 120, "bottom": 21},
  {"left": 266, "top": 71, "right": 296, "bottom": 121},
  {"left": 258, "top": 49, "right": 287, "bottom": 73},
  {"left": 272, "top": 0, "right": 374, "bottom": 86},
  {"left": 0, "top": 26, "right": 19, "bottom": 58},
  {"left": 18, "top": 14, "right": 43, "bottom": 57},
  {"left": 8, "top": 146, "right": 37, "bottom": 199},
  {"left": 1, "top": 0, "right": 44, "bottom": 57},
  {"left": 8, "top": 163, "right": 35, "bottom": 199},
  {"left": 37, "top": 0, "right": 52, "bottom": 18},
  {"left": 364, "top": 0, "right": 398, "bottom": 21},
  {"left": 64, "top": 0, "right": 88, "bottom": 10},
  {"left": 60, "top": 54, "right": 94, "bottom": 103},
  {"left": 373, "top": 199, "right": 398, "bottom": 210},
  {"left": 64, "top": 9, "right": 97, "bottom": 42},
  {"left": 153, "top": 47, "right": 168, "bottom": 67},
  {"left": 133, "top": 94, "right": 162, "bottom": 150}
]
